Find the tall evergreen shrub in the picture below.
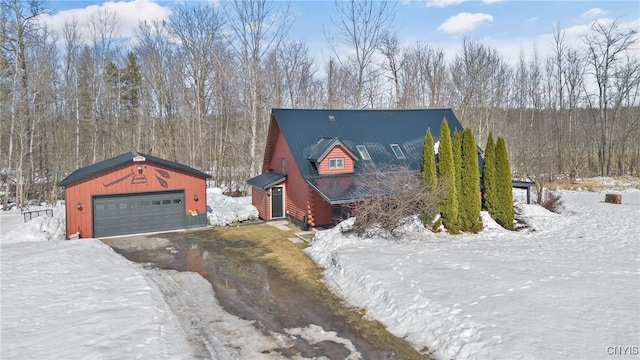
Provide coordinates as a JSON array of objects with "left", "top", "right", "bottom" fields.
[
  {"left": 481, "top": 133, "right": 496, "bottom": 213},
  {"left": 436, "top": 119, "right": 458, "bottom": 233},
  {"left": 420, "top": 129, "right": 438, "bottom": 225},
  {"left": 452, "top": 130, "right": 463, "bottom": 225},
  {"left": 459, "top": 128, "right": 482, "bottom": 233},
  {"left": 494, "top": 137, "right": 515, "bottom": 230}
]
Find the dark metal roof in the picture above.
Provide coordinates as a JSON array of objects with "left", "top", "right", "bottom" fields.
[
  {"left": 306, "top": 175, "right": 369, "bottom": 204},
  {"left": 247, "top": 171, "right": 287, "bottom": 190},
  {"left": 308, "top": 137, "right": 359, "bottom": 162},
  {"left": 512, "top": 180, "right": 536, "bottom": 188},
  {"left": 58, "top": 151, "right": 211, "bottom": 187},
  {"left": 271, "top": 108, "right": 464, "bottom": 180}
]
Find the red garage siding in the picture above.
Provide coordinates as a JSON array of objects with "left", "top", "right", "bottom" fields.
[{"left": 64, "top": 162, "right": 206, "bottom": 238}]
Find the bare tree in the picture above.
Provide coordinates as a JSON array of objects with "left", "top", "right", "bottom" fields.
[
  {"left": 582, "top": 19, "right": 638, "bottom": 176},
  {"left": 168, "top": 3, "right": 225, "bottom": 168},
  {"left": 1, "top": 0, "right": 48, "bottom": 207},
  {"left": 345, "top": 165, "right": 444, "bottom": 238},
  {"left": 224, "top": 0, "right": 292, "bottom": 179},
  {"left": 328, "top": 0, "right": 395, "bottom": 108}
]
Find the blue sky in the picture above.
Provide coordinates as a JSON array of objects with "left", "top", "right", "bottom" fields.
[{"left": 44, "top": 0, "right": 639, "bottom": 64}]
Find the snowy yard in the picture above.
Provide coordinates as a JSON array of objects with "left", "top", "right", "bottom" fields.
[
  {"left": 2, "top": 186, "right": 638, "bottom": 359},
  {"left": 0, "top": 189, "right": 280, "bottom": 359},
  {"left": 305, "top": 190, "right": 640, "bottom": 359}
]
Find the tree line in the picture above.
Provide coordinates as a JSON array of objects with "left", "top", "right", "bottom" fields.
[{"left": 1, "top": 0, "right": 638, "bottom": 207}]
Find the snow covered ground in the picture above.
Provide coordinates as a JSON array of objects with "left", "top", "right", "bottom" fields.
[
  {"left": 306, "top": 190, "right": 640, "bottom": 359},
  {"left": 0, "top": 189, "right": 290, "bottom": 359}
]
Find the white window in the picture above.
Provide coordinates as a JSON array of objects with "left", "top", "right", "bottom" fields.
[
  {"left": 328, "top": 157, "right": 345, "bottom": 169},
  {"left": 390, "top": 144, "right": 405, "bottom": 159},
  {"left": 356, "top": 145, "right": 371, "bottom": 160}
]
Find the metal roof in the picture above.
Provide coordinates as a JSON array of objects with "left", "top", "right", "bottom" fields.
[
  {"left": 307, "top": 137, "right": 358, "bottom": 162},
  {"left": 247, "top": 171, "right": 287, "bottom": 190},
  {"left": 58, "top": 151, "right": 211, "bottom": 187},
  {"left": 271, "top": 108, "right": 464, "bottom": 179}
]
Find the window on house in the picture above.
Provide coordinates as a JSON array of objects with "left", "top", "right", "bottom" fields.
[
  {"left": 281, "top": 158, "right": 286, "bottom": 174},
  {"left": 331, "top": 205, "right": 353, "bottom": 224},
  {"left": 390, "top": 144, "right": 405, "bottom": 159},
  {"left": 356, "top": 145, "right": 371, "bottom": 160},
  {"left": 328, "top": 157, "right": 345, "bottom": 169}
]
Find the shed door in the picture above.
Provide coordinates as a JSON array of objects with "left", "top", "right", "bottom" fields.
[
  {"left": 271, "top": 186, "right": 284, "bottom": 219},
  {"left": 93, "top": 190, "right": 185, "bottom": 238}
]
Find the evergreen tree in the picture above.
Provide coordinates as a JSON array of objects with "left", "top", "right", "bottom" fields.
[
  {"left": 421, "top": 129, "right": 437, "bottom": 190},
  {"left": 481, "top": 132, "right": 496, "bottom": 214},
  {"left": 494, "top": 137, "right": 515, "bottom": 230},
  {"left": 459, "top": 128, "right": 482, "bottom": 232},
  {"left": 420, "top": 128, "right": 438, "bottom": 225},
  {"left": 436, "top": 119, "right": 458, "bottom": 233},
  {"left": 452, "top": 130, "right": 463, "bottom": 225}
]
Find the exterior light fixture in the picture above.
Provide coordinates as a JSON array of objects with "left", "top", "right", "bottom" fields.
[
  {"left": 194, "top": 193, "right": 199, "bottom": 201},
  {"left": 76, "top": 202, "right": 82, "bottom": 210},
  {"left": 137, "top": 164, "right": 142, "bottom": 172}
]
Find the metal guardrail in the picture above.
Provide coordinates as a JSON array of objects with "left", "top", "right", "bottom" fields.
[{"left": 23, "top": 209, "right": 53, "bottom": 223}]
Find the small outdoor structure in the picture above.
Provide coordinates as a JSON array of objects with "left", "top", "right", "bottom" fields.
[
  {"left": 605, "top": 193, "right": 622, "bottom": 204},
  {"left": 512, "top": 179, "right": 536, "bottom": 204},
  {"left": 58, "top": 151, "right": 211, "bottom": 239},
  {"left": 247, "top": 108, "right": 465, "bottom": 228}
]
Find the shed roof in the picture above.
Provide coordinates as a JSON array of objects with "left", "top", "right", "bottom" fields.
[
  {"left": 58, "top": 151, "right": 211, "bottom": 187},
  {"left": 270, "top": 108, "right": 464, "bottom": 180},
  {"left": 246, "top": 171, "right": 287, "bottom": 190}
]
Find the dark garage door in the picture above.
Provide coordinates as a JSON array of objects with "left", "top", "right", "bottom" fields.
[{"left": 93, "top": 191, "right": 185, "bottom": 238}]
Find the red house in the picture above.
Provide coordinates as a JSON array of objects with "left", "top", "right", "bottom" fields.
[
  {"left": 247, "top": 108, "right": 464, "bottom": 228},
  {"left": 58, "top": 152, "right": 211, "bottom": 239}
]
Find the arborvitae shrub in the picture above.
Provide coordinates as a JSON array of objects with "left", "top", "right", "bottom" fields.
[
  {"left": 420, "top": 129, "right": 438, "bottom": 225},
  {"left": 436, "top": 119, "right": 459, "bottom": 234},
  {"left": 482, "top": 132, "right": 496, "bottom": 214},
  {"left": 452, "top": 130, "right": 463, "bottom": 226},
  {"left": 494, "top": 137, "right": 515, "bottom": 229},
  {"left": 459, "top": 128, "right": 482, "bottom": 233}
]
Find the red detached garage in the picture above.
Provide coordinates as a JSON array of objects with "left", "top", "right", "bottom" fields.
[{"left": 58, "top": 151, "right": 211, "bottom": 239}]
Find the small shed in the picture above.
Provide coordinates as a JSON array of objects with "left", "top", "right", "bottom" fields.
[{"left": 58, "top": 152, "right": 211, "bottom": 239}]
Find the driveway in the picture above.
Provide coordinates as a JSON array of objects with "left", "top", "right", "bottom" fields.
[{"left": 103, "top": 226, "right": 430, "bottom": 360}]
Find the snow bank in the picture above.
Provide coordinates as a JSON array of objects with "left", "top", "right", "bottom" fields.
[
  {"left": 1, "top": 238, "right": 195, "bottom": 359},
  {"left": 0, "top": 205, "right": 65, "bottom": 244},
  {"left": 206, "top": 187, "right": 258, "bottom": 226},
  {"left": 306, "top": 189, "right": 640, "bottom": 360}
]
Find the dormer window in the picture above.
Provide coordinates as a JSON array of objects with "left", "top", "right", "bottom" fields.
[
  {"left": 390, "top": 144, "right": 405, "bottom": 159},
  {"left": 328, "top": 157, "right": 345, "bottom": 169},
  {"left": 356, "top": 145, "right": 371, "bottom": 160}
]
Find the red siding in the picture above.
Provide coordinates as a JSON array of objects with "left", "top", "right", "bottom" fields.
[
  {"left": 318, "top": 146, "right": 355, "bottom": 175},
  {"left": 267, "top": 129, "right": 309, "bottom": 223},
  {"left": 65, "top": 162, "right": 207, "bottom": 239},
  {"left": 308, "top": 188, "right": 332, "bottom": 226},
  {"left": 251, "top": 186, "right": 269, "bottom": 220}
]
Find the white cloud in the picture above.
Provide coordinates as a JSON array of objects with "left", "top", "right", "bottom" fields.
[
  {"left": 427, "top": 0, "right": 466, "bottom": 8},
  {"left": 582, "top": 8, "right": 606, "bottom": 19},
  {"left": 482, "top": 0, "right": 503, "bottom": 4},
  {"left": 438, "top": 12, "right": 494, "bottom": 34},
  {"left": 41, "top": 0, "right": 172, "bottom": 45}
]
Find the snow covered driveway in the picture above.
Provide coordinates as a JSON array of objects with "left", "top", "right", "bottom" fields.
[{"left": 305, "top": 190, "right": 640, "bottom": 360}]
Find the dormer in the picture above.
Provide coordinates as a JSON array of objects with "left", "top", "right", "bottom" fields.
[{"left": 308, "top": 137, "right": 358, "bottom": 175}]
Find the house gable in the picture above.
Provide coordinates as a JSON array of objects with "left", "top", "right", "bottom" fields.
[{"left": 317, "top": 145, "right": 355, "bottom": 175}]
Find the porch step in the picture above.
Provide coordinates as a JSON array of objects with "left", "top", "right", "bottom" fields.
[
  {"left": 293, "top": 231, "right": 316, "bottom": 243},
  {"left": 267, "top": 220, "right": 291, "bottom": 231}
]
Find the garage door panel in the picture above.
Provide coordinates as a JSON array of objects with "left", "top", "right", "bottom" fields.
[{"left": 93, "top": 190, "right": 185, "bottom": 237}]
